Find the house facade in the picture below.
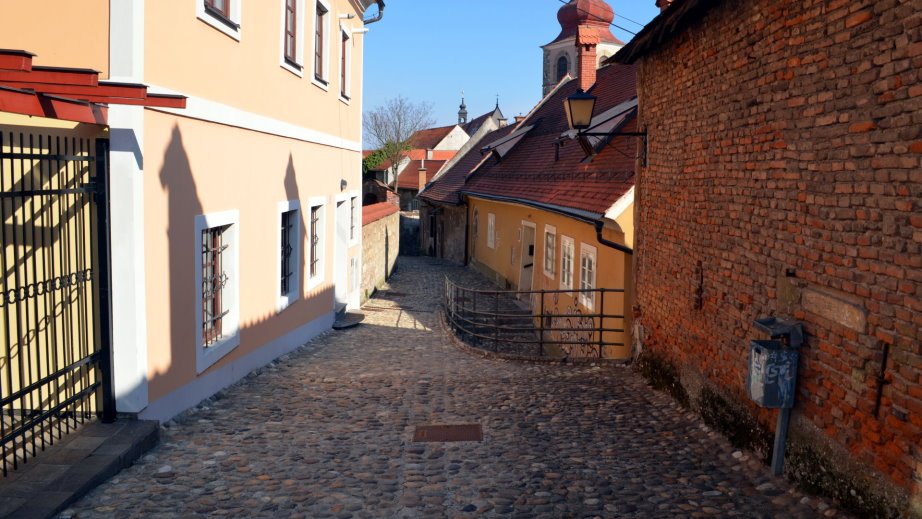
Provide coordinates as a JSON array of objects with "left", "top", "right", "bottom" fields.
[
  {"left": 426, "top": 0, "right": 639, "bottom": 359},
  {"left": 1, "top": 0, "right": 382, "bottom": 423},
  {"left": 616, "top": 0, "right": 920, "bottom": 515}
]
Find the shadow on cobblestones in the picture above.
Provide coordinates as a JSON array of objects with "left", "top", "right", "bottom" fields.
[{"left": 68, "top": 257, "right": 844, "bottom": 518}]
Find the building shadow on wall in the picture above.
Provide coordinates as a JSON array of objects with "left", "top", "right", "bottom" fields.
[{"left": 160, "top": 125, "right": 202, "bottom": 385}]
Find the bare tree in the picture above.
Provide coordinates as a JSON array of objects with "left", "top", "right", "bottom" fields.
[{"left": 363, "top": 96, "right": 436, "bottom": 182}]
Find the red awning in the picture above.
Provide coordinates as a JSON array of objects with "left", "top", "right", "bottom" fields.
[
  {"left": 0, "top": 49, "right": 34, "bottom": 73},
  {"left": 0, "top": 49, "right": 186, "bottom": 125}
]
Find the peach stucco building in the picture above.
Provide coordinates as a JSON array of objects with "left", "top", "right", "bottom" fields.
[{"left": 1, "top": 0, "right": 384, "bottom": 421}]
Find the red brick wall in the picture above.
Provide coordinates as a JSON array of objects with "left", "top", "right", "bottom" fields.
[{"left": 634, "top": 0, "right": 920, "bottom": 506}]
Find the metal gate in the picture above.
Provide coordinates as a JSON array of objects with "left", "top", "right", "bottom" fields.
[{"left": 0, "top": 129, "right": 114, "bottom": 476}]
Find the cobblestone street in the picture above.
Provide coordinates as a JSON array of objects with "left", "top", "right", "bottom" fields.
[{"left": 69, "top": 257, "right": 842, "bottom": 518}]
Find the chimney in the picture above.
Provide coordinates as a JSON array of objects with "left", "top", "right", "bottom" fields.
[
  {"left": 514, "top": 115, "right": 527, "bottom": 124},
  {"left": 418, "top": 161, "right": 427, "bottom": 192},
  {"left": 656, "top": 0, "right": 673, "bottom": 12},
  {"left": 576, "top": 26, "right": 600, "bottom": 91}
]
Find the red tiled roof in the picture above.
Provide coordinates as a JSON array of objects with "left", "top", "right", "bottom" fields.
[
  {"left": 462, "top": 63, "right": 638, "bottom": 217},
  {"left": 410, "top": 124, "right": 457, "bottom": 149},
  {"left": 362, "top": 202, "right": 399, "bottom": 226},
  {"left": 395, "top": 160, "right": 447, "bottom": 191},
  {"left": 420, "top": 124, "right": 519, "bottom": 206}
]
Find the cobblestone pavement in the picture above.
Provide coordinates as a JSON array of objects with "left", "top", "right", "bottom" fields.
[{"left": 68, "top": 257, "right": 844, "bottom": 518}]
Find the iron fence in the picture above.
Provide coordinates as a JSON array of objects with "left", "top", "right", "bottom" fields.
[
  {"left": 443, "top": 277, "right": 626, "bottom": 359},
  {"left": 0, "top": 130, "right": 114, "bottom": 476}
]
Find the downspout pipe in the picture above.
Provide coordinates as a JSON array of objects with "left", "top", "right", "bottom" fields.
[
  {"left": 363, "top": 0, "right": 385, "bottom": 24},
  {"left": 594, "top": 220, "right": 633, "bottom": 255}
]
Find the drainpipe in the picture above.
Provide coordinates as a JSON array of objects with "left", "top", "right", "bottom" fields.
[
  {"left": 594, "top": 220, "right": 633, "bottom": 255},
  {"left": 363, "top": 0, "right": 385, "bottom": 24}
]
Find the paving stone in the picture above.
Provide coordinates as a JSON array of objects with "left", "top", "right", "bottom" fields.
[{"left": 68, "top": 257, "right": 848, "bottom": 518}]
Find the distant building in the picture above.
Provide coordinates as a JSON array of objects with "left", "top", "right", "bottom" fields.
[{"left": 423, "top": 0, "right": 638, "bottom": 359}]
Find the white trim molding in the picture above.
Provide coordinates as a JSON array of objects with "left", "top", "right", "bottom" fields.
[
  {"left": 197, "top": 0, "right": 243, "bottom": 41},
  {"left": 194, "top": 210, "right": 242, "bottom": 374},
  {"left": 543, "top": 224, "right": 557, "bottom": 280},
  {"left": 108, "top": 0, "right": 148, "bottom": 414},
  {"left": 579, "top": 243, "right": 598, "bottom": 311},
  {"left": 277, "top": 200, "right": 302, "bottom": 313},
  {"left": 280, "top": 0, "right": 306, "bottom": 77},
  {"left": 146, "top": 88, "right": 362, "bottom": 152},
  {"left": 560, "top": 235, "right": 575, "bottom": 293}
]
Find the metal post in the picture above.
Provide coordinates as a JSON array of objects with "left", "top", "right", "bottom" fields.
[
  {"left": 493, "top": 294, "right": 499, "bottom": 352},
  {"left": 771, "top": 407, "right": 791, "bottom": 475},
  {"left": 598, "top": 289, "right": 605, "bottom": 358},
  {"left": 94, "top": 139, "right": 117, "bottom": 423},
  {"left": 538, "top": 290, "right": 545, "bottom": 357}
]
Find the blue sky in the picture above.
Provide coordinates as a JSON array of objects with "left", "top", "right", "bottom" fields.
[{"left": 362, "top": 1, "right": 660, "bottom": 130}]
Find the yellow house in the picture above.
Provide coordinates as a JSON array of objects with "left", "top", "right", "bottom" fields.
[
  {"left": 453, "top": 62, "right": 640, "bottom": 360},
  {"left": 1, "top": 0, "right": 384, "bottom": 425}
]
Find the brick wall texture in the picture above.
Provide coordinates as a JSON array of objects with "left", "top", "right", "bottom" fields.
[{"left": 634, "top": 0, "right": 920, "bottom": 505}]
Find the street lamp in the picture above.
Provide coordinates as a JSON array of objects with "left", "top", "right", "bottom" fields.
[{"left": 564, "top": 89, "right": 597, "bottom": 131}]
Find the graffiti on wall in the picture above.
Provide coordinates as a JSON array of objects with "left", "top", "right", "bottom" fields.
[{"left": 545, "top": 293, "right": 598, "bottom": 357}]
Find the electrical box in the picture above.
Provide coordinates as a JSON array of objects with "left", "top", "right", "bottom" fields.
[{"left": 748, "top": 318, "right": 803, "bottom": 409}]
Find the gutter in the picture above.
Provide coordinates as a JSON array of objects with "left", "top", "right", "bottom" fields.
[
  {"left": 363, "top": 0, "right": 385, "bottom": 24},
  {"left": 594, "top": 220, "right": 633, "bottom": 255}
]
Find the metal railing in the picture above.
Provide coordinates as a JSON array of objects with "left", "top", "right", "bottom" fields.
[{"left": 443, "top": 277, "right": 626, "bottom": 359}]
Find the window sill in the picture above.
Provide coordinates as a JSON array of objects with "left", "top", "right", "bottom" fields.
[
  {"left": 338, "top": 95, "right": 351, "bottom": 106},
  {"left": 277, "top": 292, "right": 300, "bottom": 313},
  {"left": 197, "top": 330, "right": 240, "bottom": 374},
  {"left": 281, "top": 59, "right": 305, "bottom": 78},
  {"left": 306, "top": 275, "right": 325, "bottom": 291},
  {"left": 544, "top": 270, "right": 555, "bottom": 280},
  {"left": 312, "top": 77, "right": 330, "bottom": 91},
  {"left": 198, "top": 9, "right": 241, "bottom": 41}
]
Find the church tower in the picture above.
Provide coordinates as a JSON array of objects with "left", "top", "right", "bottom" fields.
[
  {"left": 458, "top": 94, "right": 468, "bottom": 125},
  {"left": 541, "top": 0, "right": 624, "bottom": 96}
]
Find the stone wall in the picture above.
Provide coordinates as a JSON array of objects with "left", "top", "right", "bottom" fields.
[
  {"left": 633, "top": 0, "right": 920, "bottom": 516},
  {"left": 361, "top": 204, "right": 399, "bottom": 304}
]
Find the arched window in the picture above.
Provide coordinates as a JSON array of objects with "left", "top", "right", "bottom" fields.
[{"left": 556, "top": 55, "right": 569, "bottom": 81}]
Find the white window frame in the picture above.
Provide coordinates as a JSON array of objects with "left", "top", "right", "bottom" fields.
[
  {"left": 307, "top": 196, "right": 327, "bottom": 290},
  {"left": 560, "top": 235, "right": 574, "bottom": 292},
  {"left": 338, "top": 24, "right": 352, "bottom": 103},
  {"left": 280, "top": 0, "right": 306, "bottom": 77},
  {"left": 277, "top": 200, "right": 302, "bottom": 312},
  {"left": 579, "top": 243, "right": 598, "bottom": 310},
  {"left": 487, "top": 213, "right": 496, "bottom": 249},
  {"left": 194, "top": 210, "right": 241, "bottom": 374},
  {"left": 349, "top": 195, "right": 359, "bottom": 246},
  {"left": 197, "top": 0, "right": 243, "bottom": 41},
  {"left": 543, "top": 224, "right": 556, "bottom": 279},
  {"left": 311, "top": 0, "right": 332, "bottom": 91}
]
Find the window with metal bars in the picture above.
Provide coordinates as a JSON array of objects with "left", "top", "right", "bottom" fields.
[
  {"left": 285, "top": 0, "right": 299, "bottom": 65},
  {"left": 544, "top": 227, "right": 556, "bottom": 278},
  {"left": 314, "top": 2, "right": 328, "bottom": 82},
  {"left": 202, "top": 226, "right": 230, "bottom": 347},
  {"left": 310, "top": 205, "right": 321, "bottom": 278},
  {"left": 280, "top": 210, "right": 297, "bottom": 296}
]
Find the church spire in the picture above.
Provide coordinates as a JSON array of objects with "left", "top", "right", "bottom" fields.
[{"left": 458, "top": 90, "right": 468, "bottom": 125}]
